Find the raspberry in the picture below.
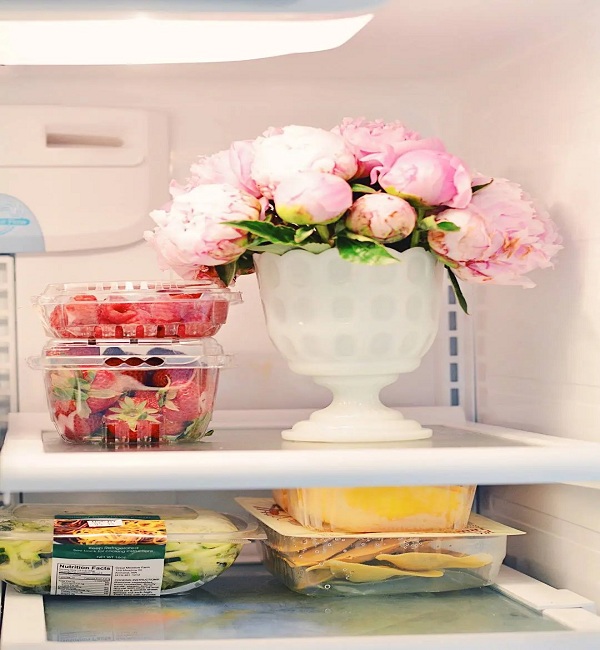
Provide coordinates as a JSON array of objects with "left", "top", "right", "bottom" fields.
[
  {"left": 144, "top": 302, "right": 180, "bottom": 324},
  {"left": 65, "top": 294, "right": 99, "bottom": 326},
  {"left": 98, "top": 302, "right": 140, "bottom": 324}
]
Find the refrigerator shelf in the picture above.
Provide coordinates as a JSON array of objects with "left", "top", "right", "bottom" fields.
[
  {"left": 2, "top": 408, "right": 600, "bottom": 496},
  {"left": 1, "top": 563, "right": 599, "bottom": 650}
]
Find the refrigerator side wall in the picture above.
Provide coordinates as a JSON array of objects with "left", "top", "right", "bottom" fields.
[{"left": 455, "top": 8, "right": 600, "bottom": 606}]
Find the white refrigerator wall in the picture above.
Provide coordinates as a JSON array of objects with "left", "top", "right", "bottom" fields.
[
  {"left": 1, "top": 0, "right": 598, "bottom": 604},
  {"left": 452, "top": 7, "right": 600, "bottom": 606},
  {"left": 5, "top": 74, "right": 472, "bottom": 417}
]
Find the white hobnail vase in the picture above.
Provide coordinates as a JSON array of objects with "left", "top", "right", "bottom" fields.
[{"left": 254, "top": 247, "right": 443, "bottom": 443}]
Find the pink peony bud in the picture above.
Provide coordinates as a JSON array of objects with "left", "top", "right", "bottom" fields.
[
  {"left": 428, "top": 178, "right": 562, "bottom": 285},
  {"left": 274, "top": 172, "right": 353, "bottom": 225},
  {"left": 144, "top": 183, "right": 262, "bottom": 278},
  {"left": 345, "top": 193, "right": 417, "bottom": 243},
  {"left": 379, "top": 149, "right": 472, "bottom": 208},
  {"left": 251, "top": 125, "right": 358, "bottom": 200}
]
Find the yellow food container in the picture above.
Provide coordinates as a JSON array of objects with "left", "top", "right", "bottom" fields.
[{"left": 272, "top": 485, "right": 476, "bottom": 533}]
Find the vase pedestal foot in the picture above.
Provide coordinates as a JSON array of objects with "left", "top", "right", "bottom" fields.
[{"left": 281, "top": 412, "right": 432, "bottom": 443}]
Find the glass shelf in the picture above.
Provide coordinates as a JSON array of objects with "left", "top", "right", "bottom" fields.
[
  {"left": 3, "top": 564, "right": 600, "bottom": 650},
  {"left": 2, "top": 410, "right": 600, "bottom": 495}
]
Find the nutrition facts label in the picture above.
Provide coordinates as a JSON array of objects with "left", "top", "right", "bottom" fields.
[
  {"left": 51, "top": 559, "right": 165, "bottom": 596},
  {"left": 50, "top": 515, "right": 167, "bottom": 597}
]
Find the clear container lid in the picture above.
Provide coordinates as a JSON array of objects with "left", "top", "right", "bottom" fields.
[
  {"left": 29, "top": 337, "right": 232, "bottom": 370},
  {"left": 0, "top": 504, "right": 264, "bottom": 543},
  {"left": 32, "top": 280, "right": 242, "bottom": 307}
]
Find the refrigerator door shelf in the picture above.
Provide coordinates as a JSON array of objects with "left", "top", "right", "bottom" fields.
[
  {"left": 1, "top": 564, "right": 599, "bottom": 650},
  {"left": 2, "top": 408, "right": 600, "bottom": 496}
]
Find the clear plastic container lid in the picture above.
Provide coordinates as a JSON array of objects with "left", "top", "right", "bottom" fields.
[
  {"left": 33, "top": 280, "right": 242, "bottom": 306},
  {"left": 0, "top": 504, "right": 263, "bottom": 543},
  {"left": 30, "top": 338, "right": 232, "bottom": 370},
  {"left": 32, "top": 280, "right": 242, "bottom": 340}
]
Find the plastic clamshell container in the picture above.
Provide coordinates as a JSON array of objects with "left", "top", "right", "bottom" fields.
[
  {"left": 272, "top": 486, "right": 477, "bottom": 533},
  {"left": 0, "top": 503, "right": 261, "bottom": 597},
  {"left": 32, "top": 280, "right": 242, "bottom": 339},
  {"left": 30, "top": 338, "right": 231, "bottom": 446},
  {"left": 237, "top": 498, "right": 522, "bottom": 597}
]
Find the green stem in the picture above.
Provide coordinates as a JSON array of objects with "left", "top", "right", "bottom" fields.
[
  {"left": 410, "top": 207, "right": 424, "bottom": 248},
  {"left": 316, "top": 224, "right": 330, "bottom": 244}
]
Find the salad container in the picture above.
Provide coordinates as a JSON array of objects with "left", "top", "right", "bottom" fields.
[
  {"left": 0, "top": 503, "right": 261, "bottom": 597},
  {"left": 272, "top": 485, "right": 477, "bottom": 533},
  {"left": 32, "top": 280, "right": 242, "bottom": 339},
  {"left": 30, "top": 338, "right": 231, "bottom": 446},
  {"left": 238, "top": 497, "right": 523, "bottom": 597}
]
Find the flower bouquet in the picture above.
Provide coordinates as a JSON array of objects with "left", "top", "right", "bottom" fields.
[
  {"left": 146, "top": 118, "right": 561, "bottom": 313},
  {"left": 145, "top": 118, "right": 562, "bottom": 443}
]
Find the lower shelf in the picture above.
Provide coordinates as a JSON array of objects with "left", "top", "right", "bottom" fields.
[{"left": 1, "top": 564, "right": 600, "bottom": 649}]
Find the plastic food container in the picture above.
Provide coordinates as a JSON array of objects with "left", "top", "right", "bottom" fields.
[
  {"left": 272, "top": 485, "right": 477, "bottom": 533},
  {"left": 32, "top": 280, "right": 242, "bottom": 339},
  {"left": 30, "top": 338, "right": 231, "bottom": 446},
  {"left": 238, "top": 497, "right": 523, "bottom": 597},
  {"left": 0, "top": 503, "right": 261, "bottom": 597}
]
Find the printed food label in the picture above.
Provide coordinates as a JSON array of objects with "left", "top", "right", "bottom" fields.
[
  {"left": 50, "top": 515, "right": 166, "bottom": 597},
  {"left": 235, "top": 497, "right": 525, "bottom": 539}
]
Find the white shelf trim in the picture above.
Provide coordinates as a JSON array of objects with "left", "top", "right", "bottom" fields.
[{"left": 3, "top": 410, "right": 600, "bottom": 497}]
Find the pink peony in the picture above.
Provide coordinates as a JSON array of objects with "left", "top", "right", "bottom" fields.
[
  {"left": 274, "top": 172, "right": 353, "bottom": 225},
  {"left": 332, "top": 117, "right": 445, "bottom": 182},
  {"left": 173, "top": 140, "right": 261, "bottom": 200},
  {"left": 379, "top": 149, "right": 472, "bottom": 208},
  {"left": 428, "top": 178, "right": 562, "bottom": 285},
  {"left": 144, "top": 183, "right": 262, "bottom": 278},
  {"left": 345, "top": 193, "right": 417, "bottom": 243},
  {"left": 250, "top": 125, "right": 357, "bottom": 200}
]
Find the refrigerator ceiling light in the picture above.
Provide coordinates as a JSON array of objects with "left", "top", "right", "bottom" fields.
[{"left": 0, "top": 1, "right": 380, "bottom": 65}]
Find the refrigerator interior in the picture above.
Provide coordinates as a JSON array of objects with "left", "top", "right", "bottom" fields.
[{"left": 0, "top": 0, "right": 599, "bottom": 643}]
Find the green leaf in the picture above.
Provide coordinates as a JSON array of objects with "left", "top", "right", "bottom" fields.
[
  {"left": 472, "top": 179, "right": 493, "bottom": 193},
  {"left": 351, "top": 183, "right": 377, "bottom": 194},
  {"left": 447, "top": 267, "right": 469, "bottom": 314},
  {"left": 437, "top": 221, "right": 460, "bottom": 232},
  {"left": 299, "top": 243, "right": 331, "bottom": 254},
  {"left": 216, "top": 261, "right": 237, "bottom": 287},
  {"left": 294, "top": 226, "right": 315, "bottom": 244},
  {"left": 246, "top": 242, "right": 296, "bottom": 255},
  {"left": 336, "top": 235, "right": 398, "bottom": 265},
  {"left": 225, "top": 220, "right": 296, "bottom": 245}
]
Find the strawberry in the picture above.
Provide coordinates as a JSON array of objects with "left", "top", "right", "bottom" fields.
[
  {"left": 107, "top": 395, "right": 160, "bottom": 428},
  {"left": 58, "top": 412, "right": 103, "bottom": 443},
  {"left": 151, "top": 368, "right": 197, "bottom": 388},
  {"left": 81, "top": 369, "right": 123, "bottom": 412},
  {"left": 163, "top": 414, "right": 213, "bottom": 443},
  {"left": 106, "top": 395, "right": 163, "bottom": 445},
  {"left": 120, "top": 369, "right": 149, "bottom": 389},
  {"left": 162, "top": 417, "right": 187, "bottom": 438},
  {"left": 53, "top": 399, "right": 77, "bottom": 419},
  {"left": 170, "top": 382, "right": 202, "bottom": 421}
]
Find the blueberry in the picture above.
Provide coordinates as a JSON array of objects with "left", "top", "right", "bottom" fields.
[
  {"left": 147, "top": 347, "right": 183, "bottom": 356},
  {"left": 103, "top": 346, "right": 125, "bottom": 355}
]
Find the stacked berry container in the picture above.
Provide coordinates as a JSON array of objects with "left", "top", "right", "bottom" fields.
[{"left": 30, "top": 280, "right": 240, "bottom": 447}]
